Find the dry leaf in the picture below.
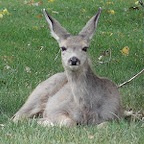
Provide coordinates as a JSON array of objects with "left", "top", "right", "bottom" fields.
[
  {"left": 124, "top": 109, "right": 144, "bottom": 122},
  {"left": 32, "top": 26, "right": 39, "bottom": 30},
  {"left": 108, "top": 10, "right": 115, "bottom": 14},
  {"left": 0, "top": 13, "right": 3, "bottom": 18},
  {"left": 106, "top": 2, "right": 114, "bottom": 5},
  {"left": 52, "top": 11, "right": 59, "bottom": 14},
  {"left": 25, "top": 66, "right": 31, "bottom": 73},
  {"left": 135, "top": 1, "right": 139, "bottom": 5},
  {"left": 120, "top": 46, "right": 129, "bottom": 56},
  {"left": 88, "top": 135, "right": 94, "bottom": 139},
  {"left": 2, "top": 8, "right": 10, "bottom": 15},
  {"left": 4, "top": 65, "right": 11, "bottom": 70},
  {"left": 36, "top": 14, "right": 42, "bottom": 18},
  {"left": 0, "top": 8, "right": 10, "bottom": 18},
  {"left": 81, "top": 9, "right": 86, "bottom": 13},
  {"left": 124, "top": 110, "right": 133, "bottom": 116},
  {"left": 139, "top": 0, "right": 144, "bottom": 7},
  {"left": 97, "top": 122, "right": 108, "bottom": 129},
  {"left": 32, "top": 1, "right": 42, "bottom": 6},
  {"left": 26, "top": 0, "right": 42, "bottom": 6},
  {"left": 0, "top": 124, "right": 5, "bottom": 130},
  {"left": 48, "top": 0, "right": 55, "bottom": 2},
  {"left": 0, "top": 124, "right": 5, "bottom": 128}
]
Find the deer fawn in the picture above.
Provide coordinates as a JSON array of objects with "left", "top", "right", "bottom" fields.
[{"left": 12, "top": 8, "right": 123, "bottom": 126}]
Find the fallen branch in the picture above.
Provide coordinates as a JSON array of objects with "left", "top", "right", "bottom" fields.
[
  {"left": 139, "top": 0, "right": 144, "bottom": 7},
  {"left": 97, "top": 48, "right": 112, "bottom": 64},
  {"left": 118, "top": 68, "right": 144, "bottom": 88}
]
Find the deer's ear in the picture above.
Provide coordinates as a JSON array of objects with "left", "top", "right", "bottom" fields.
[
  {"left": 42, "top": 9, "right": 70, "bottom": 42},
  {"left": 79, "top": 7, "right": 102, "bottom": 41}
]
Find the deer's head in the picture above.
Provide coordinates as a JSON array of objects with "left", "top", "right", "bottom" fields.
[{"left": 43, "top": 8, "right": 102, "bottom": 71}]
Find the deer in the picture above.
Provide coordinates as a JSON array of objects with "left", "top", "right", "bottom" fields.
[{"left": 12, "top": 8, "right": 123, "bottom": 126}]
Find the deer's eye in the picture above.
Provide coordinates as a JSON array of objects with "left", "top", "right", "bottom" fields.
[
  {"left": 82, "top": 47, "right": 88, "bottom": 52},
  {"left": 61, "top": 47, "right": 67, "bottom": 51}
]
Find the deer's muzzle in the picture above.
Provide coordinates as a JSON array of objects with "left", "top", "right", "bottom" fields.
[{"left": 68, "top": 57, "right": 80, "bottom": 66}]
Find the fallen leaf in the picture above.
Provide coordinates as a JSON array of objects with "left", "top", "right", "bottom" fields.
[
  {"left": 100, "top": 31, "right": 113, "bottom": 36},
  {"left": 32, "top": 1, "right": 42, "bottom": 6},
  {"left": 0, "top": 13, "right": 3, "bottom": 18},
  {"left": 135, "top": 1, "right": 139, "bottom": 5},
  {"left": 36, "top": 14, "right": 42, "bottom": 18},
  {"left": 4, "top": 65, "right": 11, "bottom": 70},
  {"left": 97, "top": 122, "right": 108, "bottom": 129},
  {"left": 52, "top": 11, "right": 59, "bottom": 14},
  {"left": 124, "top": 110, "right": 133, "bottom": 116},
  {"left": 124, "top": 109, "right": 144, "bottom": 122},
  {"left": 88, "top": 135, "right": 94, "bottom": 139},
  {"left": 40, "top": 45, "right": 44, "bottom": 50},
  {"left": 106, "top": 2, "right": 114, "bottom": 5},
  {"left": 120, "top": 46, "right": 129, "bottom": 56},
  {"left": 108, "top": 10, "right": 115, "bottom": 14},
  {"left": 2, "top": 8, "right": 10, "bottom": 15},
  {"left": 81, "top": 8, "right": 86, "bottom": 13},
  {"left": 25, "top": 66, "right": 31, "bottom": 73},
  {"left": 26, "top": 0, "right": 42, "bottom": 6},
  {"left": 0, "top": 124, "right": 5, "bottom": 127},
  {"left": 139, "top": 0, "right": 144, "bottom": 7},
  {"left": 24, "top": 0, "right": 33, "bottom": 4},
  {"left": 48, "top": 0, "right": 55, "bottom": 2},
  {"left": 0, "top": 8, "right": 10, "bottom": 18},
  {"left": 32, "top": 26, "right": 39, "bottom": 30},
  {"left": 109, "top": 32, "right": 113, "bottom": 36},
  {"left": 6, "top": 133, "right": 13, "bottom": 138}
]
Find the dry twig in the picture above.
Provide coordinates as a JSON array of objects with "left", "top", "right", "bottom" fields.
[
  {"left": 139, "top": 0, "right": 144, "bottom": 7},
  {"left": 118, "top": 68, "right": 144, "bottom": 88}
]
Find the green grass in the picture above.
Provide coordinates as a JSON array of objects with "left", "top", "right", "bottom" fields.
[
  {"left": 0, "top": 0, "right": 144, "bottom": 143},
  {"left": 0, "top": 121, "right": 144, "bottom": 144}
]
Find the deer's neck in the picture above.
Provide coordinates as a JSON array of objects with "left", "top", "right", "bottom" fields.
[{"left": 66, "top": 63, "right": 96, "bottom": 107}]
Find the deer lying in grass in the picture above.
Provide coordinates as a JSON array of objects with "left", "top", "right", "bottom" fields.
[{"left": 12, "top": 8, "right": 123, "bottom": 126}]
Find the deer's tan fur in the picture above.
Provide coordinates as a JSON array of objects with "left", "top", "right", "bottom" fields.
[{"left": 12, "top": 8, "right": 123, "bottom": 126}]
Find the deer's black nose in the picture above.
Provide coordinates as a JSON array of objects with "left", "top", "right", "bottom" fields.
[{"left": 69, "top": 57, "right": 80, "bottom": 66}]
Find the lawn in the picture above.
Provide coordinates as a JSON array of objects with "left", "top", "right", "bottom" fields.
[{"left": 0, "top": 0, "right": 144, "bottom": 143}]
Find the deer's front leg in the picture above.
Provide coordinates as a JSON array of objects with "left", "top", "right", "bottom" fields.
[{"left": 12, "top": 72, "right": 67, "bottom": 122}]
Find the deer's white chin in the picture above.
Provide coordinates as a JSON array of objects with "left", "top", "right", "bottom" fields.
[{"left": 67, "top": 65, "right": 80, "bottom": 71}]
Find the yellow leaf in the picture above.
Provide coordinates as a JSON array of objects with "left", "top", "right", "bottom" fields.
[
  {"left": 0, "top": 13, "right": 3, "bottom": 18},
  {"left": 106, "top": 2, "right": 114, "bottom": 5},
  {"left": 135, "top": 1, "right": 139, "bottom": 5},
  {"left": 36, "top": 14, "right": 42, "bottom": 18},
  {"left": 32, "top": 26, "right": 39, "bottom": 30},
  {"left": 48, "top": 0, "right": 55, "bottom": 2},
  {"left": 108, "top": 10, "right": 115, "bottom": 15},
  {"left": 2, "top": 8, "right": 10, "bottom": 15},
  {"left": 120, "top": 46, "right": 129, "bottom": 56}
]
